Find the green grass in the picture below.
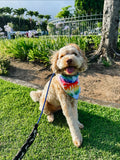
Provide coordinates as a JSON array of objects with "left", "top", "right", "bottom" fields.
[{"left": 0, "top": 79, "right": 120, "bottom": 160}]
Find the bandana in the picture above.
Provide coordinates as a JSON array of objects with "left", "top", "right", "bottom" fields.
[{"left": 57, "top": 74, "right": 81, "bottom": 100}]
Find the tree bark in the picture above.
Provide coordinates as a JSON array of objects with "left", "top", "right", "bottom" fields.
[{"left": 95, "top": 0, "right": 120, "bottom": 63}]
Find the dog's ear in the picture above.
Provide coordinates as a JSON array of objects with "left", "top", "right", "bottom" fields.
[
  {"left": 79, "top": 60, "right": 88, "bottom": 72},
  {"left": 50, "top": 51, "right": 59, "bottom": 73}
]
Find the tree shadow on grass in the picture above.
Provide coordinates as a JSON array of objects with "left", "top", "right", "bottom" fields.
[
  {"left": 43, "top": 104, "right": 120, "bottom": 157},
  {"left": 78, "top": 109, "right": 120, "bottom": 156}
]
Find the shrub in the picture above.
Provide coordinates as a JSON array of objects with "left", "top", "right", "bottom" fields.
[
  {"left": 0, "top": 36, "right": 102, "bottom": 66},
  {"left": 0, "top": 54, "right": 10, "bottom": 75}
]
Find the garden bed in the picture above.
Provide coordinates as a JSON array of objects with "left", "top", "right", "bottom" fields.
[
  {"left": 0, "top": 36, "right": 120, "bottom": 107},
  {"left": 6, "top": 60, "right": 120, "bottom": 108}
]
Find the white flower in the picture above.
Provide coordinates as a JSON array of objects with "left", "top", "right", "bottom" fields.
[
  {"left": 56, "top": 22, "right": 64, "bottom": 28},
  {"left": 4, "top": 25, "right": 12, "bottom": 32},
  {"left": 63, "top": 26, "right": 69, "bottom": 30},
  {"left": 0, "top": 27, "right": 2, "bottom": 32},
  {"left": 56, "top": 31, "right": 59, "bottom": 34}
]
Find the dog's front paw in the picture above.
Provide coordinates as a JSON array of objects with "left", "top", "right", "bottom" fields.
[{"left": 73, "top": 136, "right": 83, "bottom": 148}]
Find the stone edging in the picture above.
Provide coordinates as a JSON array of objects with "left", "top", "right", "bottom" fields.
[{"left": 0, "top": 76, "right": 41, "bottom": 89}]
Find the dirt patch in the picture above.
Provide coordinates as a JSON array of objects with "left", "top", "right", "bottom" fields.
[{"left": 7, "top": 60, "right": 120, "bottom": 107}]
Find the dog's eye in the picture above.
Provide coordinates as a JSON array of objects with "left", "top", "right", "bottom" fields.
[
  {"left": 73, "top": 52, "right": 78, "bottom": 56},
  {"left": 60, "top": 55, "right": 64, "bottom": 58}
]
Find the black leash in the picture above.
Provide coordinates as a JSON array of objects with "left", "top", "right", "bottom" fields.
[{"left": 13, "top": 73, "right": 55, "bottom": 160}]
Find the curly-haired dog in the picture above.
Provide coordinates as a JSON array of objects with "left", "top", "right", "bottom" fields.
[{"left": 30, "top": 44, "right": 87, "bottom": 147}]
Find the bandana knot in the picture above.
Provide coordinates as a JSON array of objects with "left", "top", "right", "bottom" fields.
[{"left": 57, "top": 74, "right": 81, "bottom": 100}]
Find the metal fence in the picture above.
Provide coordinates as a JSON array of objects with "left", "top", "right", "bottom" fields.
[
  {"left": 48, "top": 14, "right": 120, "bottom": 36},
  {"left": 0, "top": 14, "right": 120, "bottom": 38}
]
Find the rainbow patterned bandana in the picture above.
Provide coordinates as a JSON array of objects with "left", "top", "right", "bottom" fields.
[{"left": 57, "top": 74, "right": 81, "bottom": 100}]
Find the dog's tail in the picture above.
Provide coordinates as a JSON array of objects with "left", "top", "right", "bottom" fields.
[{"left": 30, "top": 90, "right": 42, "bottom": 102}]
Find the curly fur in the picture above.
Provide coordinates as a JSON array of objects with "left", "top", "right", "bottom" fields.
[{"left": 30, "top": 43, "right": 87, "bottom": 147}]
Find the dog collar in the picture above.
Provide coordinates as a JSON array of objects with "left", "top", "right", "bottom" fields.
[{"left": 57, "top": 74, "right": 81, "bottom": 100}]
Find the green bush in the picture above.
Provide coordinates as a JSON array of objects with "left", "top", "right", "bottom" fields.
[
  {"left": 0, "top": 54, "right": 10, "bottom": 75},
  {"left": 0, "top": 36, "right": 101, "bottom": 66}
]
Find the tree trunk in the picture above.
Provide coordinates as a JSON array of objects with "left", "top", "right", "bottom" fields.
[{"left": 96, "top": 0, "right": 120, "bottom": 63}]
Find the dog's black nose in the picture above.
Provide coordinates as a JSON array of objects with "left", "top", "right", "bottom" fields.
[{"left": 67, "top": 59, "right": 72, "bottom": 64}]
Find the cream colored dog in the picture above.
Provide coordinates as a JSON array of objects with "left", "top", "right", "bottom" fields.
[{"left": 30, "top": 43, "right": 87, "bottom": 147}]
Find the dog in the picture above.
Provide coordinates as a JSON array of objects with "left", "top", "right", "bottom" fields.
[{"left": 30, "top": 43, "right": 87, "bottom": 147}]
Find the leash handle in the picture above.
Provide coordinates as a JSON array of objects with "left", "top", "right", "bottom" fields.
[
  {"left": 13, "top": 73, "right": 55, "bottom": 160},
  {"left": 13, "top": 124, "right": 38, "bottom": 160}
]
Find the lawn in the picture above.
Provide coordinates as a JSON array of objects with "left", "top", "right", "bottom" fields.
[{"left": 0, "top": 79, "right": 120, "bottom": 160}]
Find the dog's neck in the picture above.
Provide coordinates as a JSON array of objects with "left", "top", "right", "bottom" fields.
[
  {"left": 57, "top": 74, "right": 81, "bottom": 100},
  {"left": 58, "top": 74, "right": 78, "bottom": 83}
]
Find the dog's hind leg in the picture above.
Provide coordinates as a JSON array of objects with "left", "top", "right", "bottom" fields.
[
  {"left": 39, "top": 97, "right": 55, "bottom": 122},
  {"left": 39, "top": 96, "right": 61, "bottom": 123}
]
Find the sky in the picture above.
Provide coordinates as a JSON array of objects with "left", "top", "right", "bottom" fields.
[{"left": 0, "top": 0, "right": 75, "bottom": 19}]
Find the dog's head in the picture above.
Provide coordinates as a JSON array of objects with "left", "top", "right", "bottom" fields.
[{"left": 51, "top": 43, "right": 87, "bottom": 75}]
